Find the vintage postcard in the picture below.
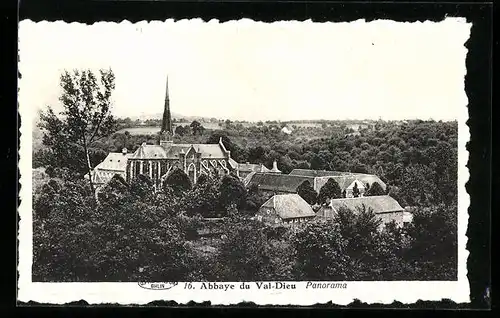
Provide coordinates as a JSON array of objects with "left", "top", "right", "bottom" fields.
[{"left": 18, "top": 18, "right": 471, "bottom": 305}]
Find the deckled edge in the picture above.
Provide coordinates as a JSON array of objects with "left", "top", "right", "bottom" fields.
[{"left": 17, "top": 18, "right": 472, "bottom": 306}]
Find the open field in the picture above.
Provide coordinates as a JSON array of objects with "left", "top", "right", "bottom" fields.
[
  {"left": 286, "top": 122, "right": 323, "bottom": 128},
  {"left": 116, "top": 123, "right": 226, "bottom": 135},
  {"left": 116, "top": 126, "right": 162, "bottom": 135}
]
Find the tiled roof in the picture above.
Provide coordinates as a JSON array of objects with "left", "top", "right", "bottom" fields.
[
  {"left": 131, "top": 143, "right": 228, "bottom": 160},
  {"left": 132, "top": 144, "right": 168, "bottom": 159},
  {"left": 190, "top": 144, "right": 227, "bottom": 158},
  {"left": 94, "top": 152, "right": 133, "bottom": 171},
  {"left": 290, "top": 169, "right": 387, "bottom": 190},
  {"left": 346, "top": 179, "right": 366, "bottom": 190},
  {"left": 164, "top": 144, "right": 191, "bottom": 158},
  {"left": 85, "top": 152, "right": 132, "bottom": 184},
  {"left": 317, "top": 195, "right": 404, "bottom": 217},
  {"left": 246, "top": 173, "right": 315, "bottom": 193},
  {"left": 261, "top": 193, "right": 315, "bottom": 219},
  {"left": 91, "top": 169, "right": 126, "bottom": 185}
]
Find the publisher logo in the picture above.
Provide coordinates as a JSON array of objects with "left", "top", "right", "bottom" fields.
[{"left": 137, "top": 282, "right": 178, "bottom": 290}]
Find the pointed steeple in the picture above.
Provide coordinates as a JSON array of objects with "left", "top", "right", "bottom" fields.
[{"left": 161, "top": 76, "right": 172, "bottom": 135}]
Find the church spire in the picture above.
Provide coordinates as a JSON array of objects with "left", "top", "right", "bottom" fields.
[{"left": 161, "top": 76, "right": 172, "bottom": 134}]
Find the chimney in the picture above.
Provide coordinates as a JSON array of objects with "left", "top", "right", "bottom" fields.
[{"left": 122, "top": 148, "right": 127, "bottom": 155}]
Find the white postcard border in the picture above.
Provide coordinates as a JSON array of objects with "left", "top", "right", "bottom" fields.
[{"left": 18, "top": 18, "right": 471, "bottom": 305}]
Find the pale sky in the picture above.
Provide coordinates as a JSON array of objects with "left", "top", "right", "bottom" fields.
[{"left": 19, "top": 18, "right": 470, "bottom": 121}]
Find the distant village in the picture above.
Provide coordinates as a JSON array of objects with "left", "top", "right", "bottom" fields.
[{"left": 87, "top": 78, "right": 413, "bottom": 229}]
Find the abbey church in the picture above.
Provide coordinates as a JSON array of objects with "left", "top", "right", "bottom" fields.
[
  {"left": 125, "top": 78, "right": 238, "bottom": 188},
  {"left": 87, "top": 77, "right": 280, "bottom": 189}
]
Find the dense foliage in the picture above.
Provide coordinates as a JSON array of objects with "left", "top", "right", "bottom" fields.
[
  {"left": 296, "top": 181, "right": 317, "bottom": 205},
  {"left": 32, "top": 69, "right": 458, "bottom": 282},
  {"left": 36, "top": 118, "right": 457, "bottom": 207},
  {"left": 317, "top": 178, "right": 343, "bottom": 204},
  {"left": 33, "top": 175, "right": 457, "bottom": 281},
  {"left": 33, "top": 119, "right": 459, "bottom": 282},
  {"left": 35, "top": 69, "right": 116, "bottom": 194}
]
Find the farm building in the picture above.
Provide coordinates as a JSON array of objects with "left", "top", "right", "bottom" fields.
[
  {"left": 243, "top": 172, "right": 316, "bottom": 195},
  {"left": 316, "top": 195, "right": 406, "bottom": 228},
  {"left": 256, "top": 194, "right": 316, "bottom": 225},
  {"left": 245, "top": 169, "right": 386, "bottom": 198},
  {"left": 289, "top": 169, "right": 387, "bottom": 196}
]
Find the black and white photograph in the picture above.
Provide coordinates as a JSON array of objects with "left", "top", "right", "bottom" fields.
[{"left": 18, "top": 17, "right": 471, "bottom": 305}]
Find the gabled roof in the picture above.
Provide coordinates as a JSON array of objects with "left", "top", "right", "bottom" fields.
[
  {"left": 131, "top": 142, "right": 228, "bottom": 160},
  {"left": 346, "top": 179, "right": 366, "bottom": 190},
  {"left": 246, "top": 173, "right": 315, "bottom": 193},
  {"left": 317, "top": 195, "right": 404, "bottom": 217},
  {"left": 191, "top": 144, "right": 227, "bottom": 158},
  {"left": 290, "top": 169, "right": 387, "bottom": 190},
  {"left": 261, "top": 193, "right": 315, "bottom": 219},
  {"left": 95, "top": 152, "right": 133, "bottom": 171},
  {"left": 132, "top": 144, "right": 168, "bottom": 159}
]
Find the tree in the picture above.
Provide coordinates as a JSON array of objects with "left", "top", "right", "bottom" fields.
[
  {"left": 248, "top": 146, "right": 266, "bottom": 163},
  {"left": 292, "top": 219, "right": 350, "bottom": 280},
  {"left": 184, "top": 174, "right": 222, "bottom": 217},
  {"left": 97, "top": 174, "right": 129, "bottom": 207},
  {"left": 245, "top": 185, "right": 272, "bottom": 214},
  {"left": 175, "top": 125, "right": 187, "bottom": 136},
  {"left": 88, "top": 192, "right": 191, "bottom": 281},
  {"left": 190, "top": 120, "right": 204, "bottom": 135},
  {"left": 404, "top": 204, "right": 458, "bottom": 280},
  {"left": 317, "top": 178, "right": 342, "bottom": 204},
  {"left": 163, "top": 168, "right": 192, "bottom": 195},
  {"left": 38, "top": 69, "right": 116, "bottom": 194},
  {"left": 310, "top": 150, "right": 333, "bottom": 170},
  {"left": 352, "top": 182, "right": 360, "bottom": 198},
  {"left": 366, "top": 182, "right": 385, "bottom": 196},
  {"left": 33, "top": 178, "right": 96, "bottom": 281},
  {"left": 129, "top": 174, "right": 155, "bottom": 200},
  {"left": 216, "top": 218, "right": 271, "bottom": 280},
  {"left": 400, "top": 164, "right": 436, "bottom": 207},
  {"left": 219, "top": 174, "right": 247, "bottom": 214},
  {"left": 296, "top": 181, "right": 317, "bottom": 205},
  {"left": 333, "top": 205, "right": 392, "bottom": 280},
  {"left": 206, "top": 133, "right": 246, "bottom": 162}
]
